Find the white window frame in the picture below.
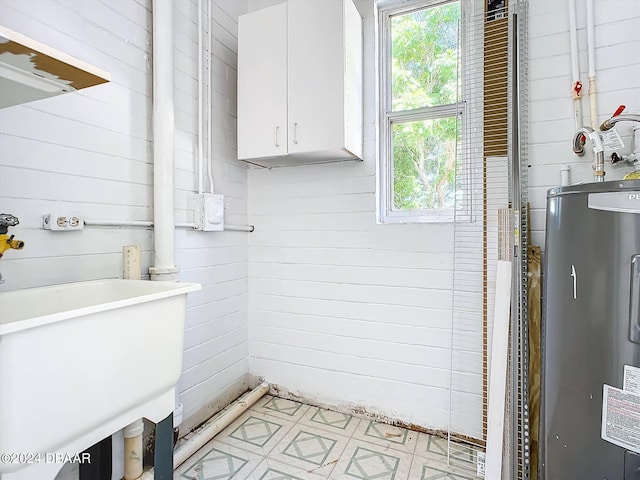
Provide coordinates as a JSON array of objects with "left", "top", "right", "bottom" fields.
[{"left": 377, "top": 0, "right": 466, "bottom": 224}]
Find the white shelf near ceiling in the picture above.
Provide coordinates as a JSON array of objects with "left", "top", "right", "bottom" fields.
[{"left": 0, "top": 25, "right": 110, "bottom": 109}]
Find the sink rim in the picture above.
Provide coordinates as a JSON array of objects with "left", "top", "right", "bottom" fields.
[{"left": 0, "top": 278, "right": 201, "bottom": 336}]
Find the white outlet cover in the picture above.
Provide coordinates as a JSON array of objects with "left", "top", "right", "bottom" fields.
[
  {"left": 205, "top": 195, "right": 224, "bottom": 225},
  {"left": 194, "top": 193, "right": 224, "bottom": 231}
]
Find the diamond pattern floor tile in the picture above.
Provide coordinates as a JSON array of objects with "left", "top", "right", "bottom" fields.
[
  {"left": 299, "top": 406, "right": 361, "bottom": 437},
  {"left": 175, "top": 440, "right": 262, "bottom": 480},
  {"left": 346, "top": 446, "right": 399, "bottom": 479},
  {"left": 252, "top": 395, "right": 310, "bottom": 422},
  {"left": 352, "top": 420, "right": 418, "bottom": 455},
  {"left": 176, "top": 397, "right": 482, "bottom": 480},
  {"left": 268, "top": 423, "right": 350, "bottom": 476},
  {"left": 216, "top": 410, "right": 295, "bottom": 456},
  {"left": 414, "top": 433, "right": 478, "bottom": 469},
  {"left": 283, "top": 430, "right": 337, "bottom": 465},
  {"left": 230, "top": 416, "right": 282, "bottom": 447},
  {"left": 409, "top": 457, "right": 477, "bottom": 480},
  {"left": 245, "top": 459, "right": 326, "bottom": 480},
  {"left": 330, "top": 438, "right": 413, "bottom": 480}
]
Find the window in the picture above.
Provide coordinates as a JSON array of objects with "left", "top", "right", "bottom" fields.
[{"left": 378, "top": 0, "right": 463, "bottom": 223}]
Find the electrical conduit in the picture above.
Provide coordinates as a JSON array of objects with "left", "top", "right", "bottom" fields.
[
  {"left": 197, "top": 0, "right": 204, "bottom": 195},
  {"left": 207, "top": 0, "right": 215, "bottom": 194}
]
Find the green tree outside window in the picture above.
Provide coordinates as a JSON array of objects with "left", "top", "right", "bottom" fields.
[{"left": 386, "top": 1, "right": 461, "bottom": 213}]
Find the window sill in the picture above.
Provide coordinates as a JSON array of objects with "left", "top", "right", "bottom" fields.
[{"left": 379, "top": 209, "right": 455, "bottom": 224}]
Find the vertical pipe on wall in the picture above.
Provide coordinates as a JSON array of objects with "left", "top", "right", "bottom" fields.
[
  {"left": 149, "top": 0, "right": 179, "bottom": 282},
  {"left": 198, "top": 0, "right": 204, "bottom": 195},
  {"left": 568, "top": 0, "right": 582, "bottom": 130},
  {"left": 207, "top": 0, "right": 215, "bottom": 193},
  {"left": 586, "top": 0, "right": 597, "bottom": 129}
]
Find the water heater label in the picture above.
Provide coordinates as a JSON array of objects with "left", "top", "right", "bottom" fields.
[
  {"left": 598, "top": 129, "right": 625, "bottom": 151},
  {"left": 601, "top": 384, "right": 640, "bottom": 454},
  {"left": 588, "top": 192, "right": 640, "bottom": 214},
  {"left": 625, "top": 366, "right": 640, "bottom": 395}
]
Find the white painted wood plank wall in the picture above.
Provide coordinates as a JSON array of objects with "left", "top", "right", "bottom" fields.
[
  {"left": 528, "top": 0, "right": 640, "bottom": 249},
  {"left": 246, "top": 0, "right": 473, "bottom": 436},
  {"left": 1, "top": 0, "right": 637, "bottom": 449},
  {"left": 0, "top": 0, "right": 249, "bottom": 432},
  {"left": 245, "top": 0, "right": 640, "bottom": 439}
]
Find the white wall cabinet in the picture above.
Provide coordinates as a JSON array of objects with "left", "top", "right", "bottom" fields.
[{"left": 238, "top": 0, "right": 363, "bottom": 167}]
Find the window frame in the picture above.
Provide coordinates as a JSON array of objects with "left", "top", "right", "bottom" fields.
[{"left": 377, "top": 0, "right": 466, "bottom": 224}]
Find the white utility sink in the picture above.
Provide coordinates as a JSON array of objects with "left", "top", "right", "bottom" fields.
[{"left": 0, "top": 279, "right": 200, "bottom": 480}]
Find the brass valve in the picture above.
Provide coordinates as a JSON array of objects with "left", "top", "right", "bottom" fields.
[
  {"left": 0, "top": 213, "right": 24, "bottom": 259},
  {"left": 0, "top": 234, "right": 24, "bottom": 257}
]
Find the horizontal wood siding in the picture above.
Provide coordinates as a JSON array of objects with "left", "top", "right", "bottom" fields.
[{"left": 0, "top": 0, "right": 249, "bottom": 432}]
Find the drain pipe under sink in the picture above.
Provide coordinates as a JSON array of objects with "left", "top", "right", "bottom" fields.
[
  {"left": 123, "top": 420, "right": 144, "bottom": 480},
  {"left": 137, "top": 383, "right": 269, "bottom": 478}
]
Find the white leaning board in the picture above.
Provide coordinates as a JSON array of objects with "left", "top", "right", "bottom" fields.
[{"left": 485, "top": 260, "right": 512, "bottom": 479}]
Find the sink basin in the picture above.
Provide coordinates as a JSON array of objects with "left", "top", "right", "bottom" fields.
[{"left": 0, "top": 279, "right": 200, "bottom": 479}]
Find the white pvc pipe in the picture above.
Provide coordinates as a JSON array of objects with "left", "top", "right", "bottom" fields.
[
  {"left": 84, "top": 220, "right": 250, "bottom": 232},
  {"left": 173, "top": 383, "right": 269, "bottom": 468},
  {"left": 197, "top": 0, "right": 204, "bottom": 195},
  {"left": 224, "top": 224, "right": 255, "bottom": 232},
  {"left": 123, "top": 419, "right": 144, "bottom": 480},
  {"left": 150, "top": 0, "right": 179, "bottom": 282},
  {"left": 568, "top": 0, "right": 580, "bottom": 86},
  {"left": 568, "top": 0, "right": 582, "bottom": 130},
  {"left": 206, "top": 0, "right": 215, "bottom": 194},
  {"left": 84, "top": 219, "right": 196, "bottom": 229},
  {"left": 560, "top": 165, "right": 571, "bottom": 186},
  {"left": 84, "top": 219, "right": 154, "bottom": 227},
  {"left": 586, "top": 0, "right": 598, "bottom": 129},
  {"left": 140, "top": 383, "right": 269, "bottom": 478}
]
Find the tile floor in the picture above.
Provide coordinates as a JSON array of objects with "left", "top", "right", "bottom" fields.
[{"left": 174, "top": 395, "right": 482, "bottom": 480}]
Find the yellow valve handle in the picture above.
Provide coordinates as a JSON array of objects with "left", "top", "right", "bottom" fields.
[{"left": 0, "top": 234, "right": 24, "bottom": 257}]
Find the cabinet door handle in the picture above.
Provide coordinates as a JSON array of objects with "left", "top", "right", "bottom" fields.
[
  {"left": 293, "top": 122, "right": 299, "bottom": 144},
  {"left": 630, "top": 255, "right": 640, "bottom": 344},
  {"left": 274, "top": 126, "right": 280, "bottom": 147}
]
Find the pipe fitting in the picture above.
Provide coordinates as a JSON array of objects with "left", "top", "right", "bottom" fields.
[
  {"left": 572, "top": 126, "right": 595, "bottom": 156},
  {"left": 572, "top": 127, "right": 606, "bottom": 181},
  {"left": 600, "top": 113, "right": 640, "bottom": 131},
  {"left": 0, "top": 235, "right": 25, "bottom": 257}
]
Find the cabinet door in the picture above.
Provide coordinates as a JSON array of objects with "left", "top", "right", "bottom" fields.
[
  {"left": 287, "top": 0, "right": 345, "bottom": 154},
  {"left": 238, "top": 4, "right": 287, "bottom": 160}
]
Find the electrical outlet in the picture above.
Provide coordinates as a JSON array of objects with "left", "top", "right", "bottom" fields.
[{"left": 43, "top": 214, "right": 84, "bottom": 231}]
